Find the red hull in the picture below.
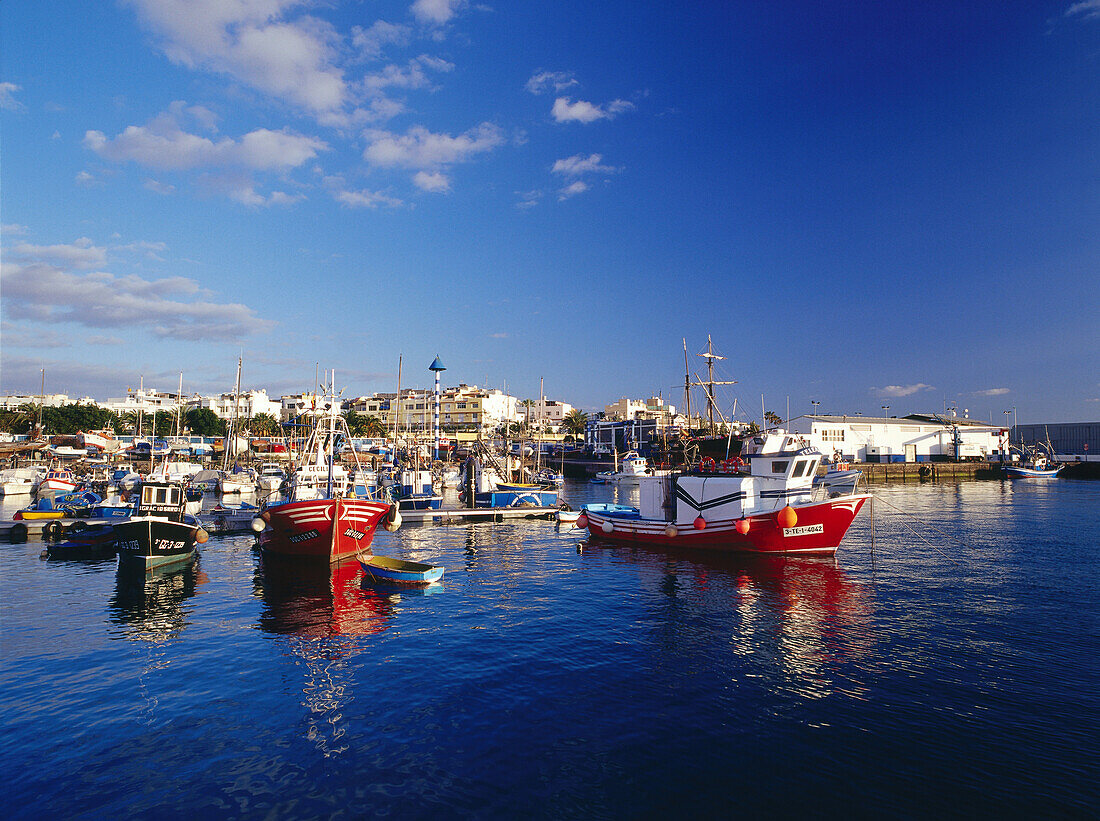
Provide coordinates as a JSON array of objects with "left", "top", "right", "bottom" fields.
[
  {"left": 258, "top": 497, "right": 392, "bottom": 562},
  {"left": 584, "top": 495, "right": 869, "bottom": 555}
]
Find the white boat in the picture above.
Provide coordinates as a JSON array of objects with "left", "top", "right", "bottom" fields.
[
  {"left": 256, "top": 462, "right": 286, "bottom": 493},
  {"left": 146, "top": 460, "right": 204, "bottom": 483},
  {"left": 595, "top": 450, "right": 671, "bottom": 482},
  {"left": 220, "top": 468, "right": 256, "bottom": 495},
  {"left": 0, "top": 467, "right": 43, "bottom": 496}
]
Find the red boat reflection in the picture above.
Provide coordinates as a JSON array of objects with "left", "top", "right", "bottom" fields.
[{"left": 255, "top": 554, "right": 393, "bottom": 637}]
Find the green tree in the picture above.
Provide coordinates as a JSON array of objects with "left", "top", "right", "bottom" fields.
[
  {"left": 764, "top": 411, "right": 783, "bottom": 428},
  {"left": 343, "top": 411, "right": 368, "bottom": 436},
  {"left": 363, "top": 415, "right": 386, "bottom": 437},
  {"left": 562, "top": 409, "right": 590, "bottom": 436},
  {"left": 0, "top": 405, "right": 35, "bottom": 435},
  {"left": 248, "top": 412, "right": 280, "bottom": 437},
  {"left": 185, "top": 407, "right": 227, "bottom": 437}
]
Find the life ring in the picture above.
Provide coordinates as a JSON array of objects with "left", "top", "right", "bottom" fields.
[
  {"left": 43, "top": 521, "right": 63, "bottom": 540},
  {"left": 699, "top": 458, "right": 716, "bottom": 472},
  {"left": 719, "top": 458, "right": 738, "bottom": 473}
]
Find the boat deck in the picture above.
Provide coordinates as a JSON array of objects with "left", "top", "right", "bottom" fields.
[{"left": 397, "top": 506, "right": 559, "bottom": 525}]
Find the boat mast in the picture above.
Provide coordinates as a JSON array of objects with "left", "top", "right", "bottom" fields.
[
  {"left": 175, "top": 372, "right": 183, "bottom": 439},
  {"left": 536, "top": 376, "right": 544, "bottom": 474},
  {"left": 682, "top": 339, "right": 692, "bottom": 433}
]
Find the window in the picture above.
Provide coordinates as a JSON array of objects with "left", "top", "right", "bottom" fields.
[
  {"left": 771, "top": 461, "right": 789, "bottom": 474},
  {"left": 156, "top": 488, "right": 167, "bottom": 504},
  {"left": 792, "top": 460, "right": 808, "bottom": 478}
]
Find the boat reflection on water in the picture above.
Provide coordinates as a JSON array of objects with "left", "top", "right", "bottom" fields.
[
  {"left": 253, "top": 554, "right": 397, "bottom": 638},
  {"left": 109, "top": 556, "right": 208, "bottom": 641},
  {"left": 585, "top": 542, "right": 874, "bottom": 699},
  {"left": 253, "top": 555, "right": 399, "bottom": 757}
]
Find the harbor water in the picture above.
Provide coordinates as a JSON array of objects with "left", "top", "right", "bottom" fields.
[{"left": 2, "top": 479, "right": 1097, "bottom": 818}]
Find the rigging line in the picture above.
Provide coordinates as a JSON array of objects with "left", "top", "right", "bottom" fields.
[
  {"left": 870, "top": 492, "right": 971, "bottom": 548},
  {"left": 891, "top": 512, "right": 964, "bottom": 566}
]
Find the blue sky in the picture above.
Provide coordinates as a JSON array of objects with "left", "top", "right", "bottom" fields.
[{"left": 2, "top": 1, "right": 1097, "bottom": 424}]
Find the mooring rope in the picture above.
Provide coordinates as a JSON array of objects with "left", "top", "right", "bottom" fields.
[{"left": 869, "top": 492, "right": 968, "bottom": 565}]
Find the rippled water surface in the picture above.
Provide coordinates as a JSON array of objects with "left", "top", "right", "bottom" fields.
[{"left": 2, "top": 479, "right": 1097, "bottom": 818}]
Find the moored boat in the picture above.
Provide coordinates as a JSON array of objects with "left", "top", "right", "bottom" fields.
[
  {"left": 39, "top": 464, "right": 78, "bottom": 493},
  {"left": 578, "top": 432, "right": 869, "bottom": 555},
  {"left": 358, "top": 553, "right": 444, "bottom": 585},
  {"left": 114, "top": 480, "right": 208, "bottom": 569},
  {"left": 255, "top": 372, "right": 399, "bottom": 563}
]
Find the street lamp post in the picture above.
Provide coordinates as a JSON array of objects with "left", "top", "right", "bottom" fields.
[
  {"left": 881, "top": 405, "right": 890, "bottom": 417},
  {"left": 1003, "top": 410, "right": 1012, "bottom": 462},
  {"left": 811, "top": 400, "right": 820, "bottom": 415}
]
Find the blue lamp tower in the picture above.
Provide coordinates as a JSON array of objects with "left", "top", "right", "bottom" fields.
[{"left": 429, "top": 355, "right": 446, "bottom": 461}]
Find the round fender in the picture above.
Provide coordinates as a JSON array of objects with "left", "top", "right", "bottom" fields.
[
  {"left": 9, "top": 522, "right": 28, "bottom": 543},
  {"left": 70, "top": 521, "right": 88, "bottom": 533}
]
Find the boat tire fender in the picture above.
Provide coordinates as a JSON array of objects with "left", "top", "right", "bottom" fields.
[{"left": 9, "top": 522, "right": 28, "bottom": 543}]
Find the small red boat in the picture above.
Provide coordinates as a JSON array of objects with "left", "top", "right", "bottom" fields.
[{"left": 579, "top": 432, "right": 869, "bottom": 556}]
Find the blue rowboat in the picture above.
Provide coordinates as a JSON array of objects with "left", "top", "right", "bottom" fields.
[{"left": 358, "top": 554, "right": 444, "bottom": 585}]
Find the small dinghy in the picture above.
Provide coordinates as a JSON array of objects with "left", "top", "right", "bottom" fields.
[{"left": 358, "top": 553, "right": 444, "bottom": 585}]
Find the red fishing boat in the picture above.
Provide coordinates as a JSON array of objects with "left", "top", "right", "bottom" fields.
[
  {"left": 254, "top": 371, "right": 399, "bottom": 562},
  {"left": 579, "top": 432, "right": 869, "bottom": 555}
]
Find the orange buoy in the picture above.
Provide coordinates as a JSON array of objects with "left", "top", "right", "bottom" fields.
[
  {"left": 777, "top": 506, "right": 797, "bottom": 528},
  {"left": 693, "top": 516, "right": 707, "bottom": 530},
  {"left": 576, "top": 514, "right": 588, "bottom": 530},
  {"left": 735, "top": 517, "right": 750, "bottom": 535}
]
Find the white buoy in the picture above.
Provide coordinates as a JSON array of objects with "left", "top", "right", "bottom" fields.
[
  {"left": 601, "top": 520, "right": 613, "bottom": 534},
  {"left": 251, "top": 517, "right": 266, "bottom": 533}
]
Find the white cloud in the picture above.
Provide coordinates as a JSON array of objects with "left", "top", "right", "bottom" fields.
[
  {"left": 0, "top": 82, "right": 23, "bottom": 111},
  {"left": 489, "top": 332, "right": 508, "bottom": 338},
  {"left": 973, "top": 388, "right": 1010, "bottom": 397},
  {"left": 1, "top": 224, "right": 28, "bottom": 236},
  {"left": 124, "top": 0, "right": 348, "bottom": 119},
  {"left": 361, "top": 55, "right": 453, "bottom": 94},
  {"left": 75, "top": 171, "right": 97, "bottom": 186},
  {"left": 364, "top": 122, "right": 504, "bottom": 170},
  {"left": 515, "top": 190, "right": 542, "bottom": 209},
  {"left": 552, "top": 153, "right": 618, "bottom": 176},
  {"left": 525, "top": 71, "right": 577, "bottom": 95},
  {"left": 324, "top": 175, "right": 404, "bottom": 209},
  {"left": 411, "top": 0, "right": 465, "bottom": 26},
  {"left": 144, "top": 178, "right": 177, "bottom": 195},
  {"left": 352, "top": 20, "right": 411, "bottom": 61},
  {"left": 1066, "top": 1, "right": 1100, "bottom": 20},
  {"left": 874, "top": 383, "right": 935, "bottom": 398},
  {"left": 558, "top": 181, "right": 588, "bottom": 201},
  {"left": 85, "top": 109, "right": 327, "bottom": 172},
  {"left": 10, "top": 238, "right": 107, "bottom": 269},
  {"left": 413, "top": 170, "right": 451, "bottom": 192},
  {"left": 0, "top": 259, "right": 273, "bottom": 340},
  {"left": 551, "top": 96, "right": 634, "bottom": 124}
]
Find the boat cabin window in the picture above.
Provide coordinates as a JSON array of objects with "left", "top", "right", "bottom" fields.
[
  {"left": 156, "top": 487, "right": 168, "bottom": 504},
  {"left": 771, "top": 461, "right": 789, "bottom": 474},
  {"left": 792, "top": 460, "right": 808, "bottom": 478}
]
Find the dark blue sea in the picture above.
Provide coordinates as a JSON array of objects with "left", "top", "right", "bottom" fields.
[{"left": 2, "top": 479, "right": 1097, "bottom": 819}]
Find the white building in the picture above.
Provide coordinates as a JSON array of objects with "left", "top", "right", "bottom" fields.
[
  {"left": 785, "top": 414, "right": 1007, "bottom": 462},
  {"left": 104, "top": 388, "right": 183, "bottom": 415},
  {"left": 0, "top": 393, "right": 79, "bottom": 410},
  {"left": 526, "top": 398, "right": 573, "bottom": 431},
  {"left": 350, "top": 385, "right": 521, "bottom": 432},
  {"left": 604, "top": 396, "right": 678, "bottom": 426},
  {"left": 188, "top": 389, "right": 282, "bottom": 421}
]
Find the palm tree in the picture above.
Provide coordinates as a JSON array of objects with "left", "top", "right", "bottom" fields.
[
  {"left": 363, "top": 415, "right": 386, "bottom": 438},
  {"left": 562, "top": 409, "right": 589, "bottom": 437},
  {"left": 249, "top": 412, "right": 280, "bottom": 437},
  {"left": 764, "top": 411, "right": 783, "bottom": 429}
]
